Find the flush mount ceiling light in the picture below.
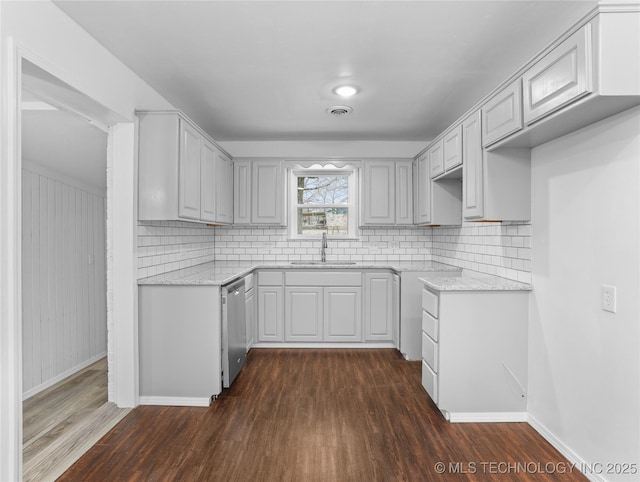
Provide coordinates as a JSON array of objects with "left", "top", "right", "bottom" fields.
[
  {"left": 333, "top": 85, "right": 358, "bottom": 98},
  {"left": 326, "top": 105, "right": 353, "bottom": 116}
]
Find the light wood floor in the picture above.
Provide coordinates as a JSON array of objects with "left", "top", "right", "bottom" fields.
[
  {"left": 60, "top": 349, "right": 586, "bottom": 481},
  {"left": 22, "top": 357, "right": 131, "bottom": 482}
]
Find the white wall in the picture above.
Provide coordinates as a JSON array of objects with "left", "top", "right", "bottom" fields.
[
  {"left": 22, "top": 164, "right": 107, "bottom": 398},
  {"left": 529, "top": 106, "right": 640, "bottom": 481}
]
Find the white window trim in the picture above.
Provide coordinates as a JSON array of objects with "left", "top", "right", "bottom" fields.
[{"left": 288, "top": 168, "right": 358, "bottom": 240}]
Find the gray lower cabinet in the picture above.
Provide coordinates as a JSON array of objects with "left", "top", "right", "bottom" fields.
[
  {"left": 363, "top": 272, "right": 394, "bottom": 341},
  {"left": 138, "top": 285, "right": 222, "bottom": 406},
  {"left": 258, "top": 269, "right": 393, "bottom": 345}
]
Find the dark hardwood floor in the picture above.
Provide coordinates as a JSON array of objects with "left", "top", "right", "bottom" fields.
[{"left": 59, "top": 349, "right": 586, "bottom": 481}]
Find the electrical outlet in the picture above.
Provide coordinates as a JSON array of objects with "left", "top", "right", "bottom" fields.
[{"left": 601, "top": 285, "right": 617, "bottom": 313}]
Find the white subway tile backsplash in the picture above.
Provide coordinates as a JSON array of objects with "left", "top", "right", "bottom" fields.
[{"left": 136, "top": 217, "right": 531, "bottom": 284}]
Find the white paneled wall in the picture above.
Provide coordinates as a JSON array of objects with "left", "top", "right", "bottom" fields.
[
  {"left": 137, "top": 220, "right": 217, "bottom": 278},
  {"left": 431, "top": 221, "right": 532, "bottom": 283},
  {"left": 213, "top": 226, "right": 432, "bottom": 263},
  {"left": 22, "top": 166, "right": 107, "bottom": 398}
]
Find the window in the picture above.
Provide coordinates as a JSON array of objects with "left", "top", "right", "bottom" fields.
[{"left": 289, "top": 169, "right": 357, "bottom": 238}]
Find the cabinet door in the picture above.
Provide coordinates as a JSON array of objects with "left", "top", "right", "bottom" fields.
[
  {"left": 443, "top": 126, "right": 462, "bottom": 171},
  {"left": 200, "top": 139, "right": 217, "bottom": 223},
  {"left": 523, "top": 24, "right": 592, "bottom": 125},
  {"left": 252, "top": 161, "right": 283, "bottom": 225},
  {"left": 178, "top": 120, "right": 202, "bottom": 220},
  {"left": 285, "top": 287, "right": 323, "bottom": 341},
  {"left": 216, "top": 153, "right": 234, "bottom": 224},
  {"left": 429, "top": 140, "right": 444, "bottom": 178},
  {"left": 245, "top": 288, "right": 256, "bottom": 351},
  {"left": 233, "top": 161, "right": 251, "bottom": 225},
  {"left": 258, "top": 286, "right": 283, "bottom": 342},
  {"left": 482, "top": 80, "right": 523, "bottom": 147},
  {"left": 395, "top": 161, "right": 413, "bottom": 225},
  {"left": 324, "top": 287, "right": 362, "bottom": 342},
  {"left": 362, "top": 161, "right": 395, "bottom": 225},
  {"left": 364, "top": 272, "right": 393, "bottom": 341},
  {"left": 462, "top": 111, "right": 484, "bottom": 220},
  {"left": 415, "top": 153, "right": 431, "bottom": 224},
  {"left": 392, "top": 274, "right": 399, "bottom": 347}
]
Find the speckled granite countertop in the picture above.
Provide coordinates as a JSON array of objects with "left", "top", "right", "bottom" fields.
[
  {"left": 419, "top": 271, "right": 532, "bottom": 292},
  {"left": 138, "top": 260, "right": 462, "bottom": 286}
]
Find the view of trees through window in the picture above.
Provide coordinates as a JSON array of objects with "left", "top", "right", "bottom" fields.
[{"left": 296, "top": 175, "right": 349, "bottom": 236}]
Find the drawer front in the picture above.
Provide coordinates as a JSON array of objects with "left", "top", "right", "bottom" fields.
[
  {"left": 259, "top": 271, "right": 283, "bottom": 286},
  {"left": 421, "top": 310, "right": 439, "bottom": 342},
  {"left": 285, "top": 271, "right": 362, "bottom": 287},
  {"left": 422, "top": 288, "right": 439, "bottom": 318},
  {"left": 422, "top": 332, "right": 439, "bottom": 373},
  {"left": 421, "top": 360, "right": 438, "bottom": 404}
]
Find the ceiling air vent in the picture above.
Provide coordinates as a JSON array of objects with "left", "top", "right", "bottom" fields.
[{"left": 327, "top": 105, "right": 353, "bottom": 116}]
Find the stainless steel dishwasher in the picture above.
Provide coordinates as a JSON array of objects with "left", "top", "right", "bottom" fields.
[{"left": 222, "top": 279, "right": 247, "bottom": 388}]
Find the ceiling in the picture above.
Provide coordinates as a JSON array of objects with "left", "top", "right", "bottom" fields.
[
  {"left": 54, "top": 0, "right": 597, "bottom": 143},
  {"left": 22, "top": 105, "right": 108, "bottom": 190}
]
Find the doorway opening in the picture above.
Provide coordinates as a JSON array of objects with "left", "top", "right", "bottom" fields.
[{"left": 19, "top": 58, "right": 131, "bottom": 480}]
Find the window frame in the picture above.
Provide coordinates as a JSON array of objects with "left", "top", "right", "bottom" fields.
[{"left": 288, "top": 168, "right": 358, "bottom": 240}]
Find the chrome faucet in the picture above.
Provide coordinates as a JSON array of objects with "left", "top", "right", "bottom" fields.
[{"left": 321, "top": 232, "right": 328, "bottom": 263}]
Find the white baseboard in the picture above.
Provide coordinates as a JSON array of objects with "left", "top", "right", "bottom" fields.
[
  {"left": 139, "top": 396, "right": 211, "bottom": 407},
  {"left": 527, "top": 414, "right": 605, "bottom": 482},
  {"left": 447, "top": 411, "right": 528, "bottom": 423},
  {"left": 251, "top": 342, "right": 397, "bottom": 349},
  {"left": 22, "top": 352, "right": 107, "bottom": 400}
]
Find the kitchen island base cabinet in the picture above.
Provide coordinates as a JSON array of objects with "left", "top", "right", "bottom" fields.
[
  {"left": 139, "top": 285, "right": 222, "bottom": 407},
  {"left": 421, "top": 288, "right": 528, "bottom": 422}
]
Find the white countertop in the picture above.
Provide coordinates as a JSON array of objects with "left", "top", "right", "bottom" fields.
[
  {"left": 138, "top": 260, "right": 462, "bottom": 286},
  {"left": 419, "top": 271, "right": 532, "bottom": 292}
]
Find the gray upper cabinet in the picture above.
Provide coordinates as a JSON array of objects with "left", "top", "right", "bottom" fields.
[
  {"left": 414, "top": 153, "right": 431, "bottom": 225},
  {"left": 215, "top": 151, "right": 234, "bottom": 224},
  {"left": 442, "top": 126, "right": 462, "bottom": 172},
  {"left": 523, "top": 24, "right": 592, "bottom": 126},
  {"left": 361, "top": 160, "right": 413, "bottom": 226},
  {"left": 461, "top": 111, "right": 484, "bottom": 220},
  {"left": 482, "top": 80, "right": 523, "bottom": 147},
  {"left": 234, "top": 160, "right": 285, "bottom": 226},
  {"left": 138, "top": 110, "right": 233, "bottom": 225}
]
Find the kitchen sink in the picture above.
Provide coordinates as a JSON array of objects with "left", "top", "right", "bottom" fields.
[{"left": 290, "top": 261, "right": 357, "bottom": 265}]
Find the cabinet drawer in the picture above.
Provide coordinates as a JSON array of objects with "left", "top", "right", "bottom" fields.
[
  {"left": 422, "top": 332, "right": 439, "bottom": 373},
  {"left": 421, "top": 360, "right": 438, "bottom": 404},
  {"left": 422, "top": 310, "right": 439, "bottom": 342},
  {"left": 259, "top": 271, "right": 283, "bottom": 286},
  {"left": 422, "top": 288, "right": 439, "bottom": 318},
  {"left": 285, "top": 271, "right": 361, "bottom": 287}
]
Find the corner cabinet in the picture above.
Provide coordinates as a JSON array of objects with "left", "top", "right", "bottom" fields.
[
  {"left": 361, "top": 160, "right": 413, "bottom": 226},
  {"left": 234, "top": 160, "right": 285, "bottom": 226},
  {"left": 138, "top": 110, "right": 233, "bottom": 224}
]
